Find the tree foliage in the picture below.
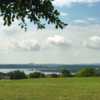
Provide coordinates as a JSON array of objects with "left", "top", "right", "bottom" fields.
[
  {"left": 76, "top": 68, "right": 96, "bottom": 77},
  {"left": 61, "top": 69, "right": 72, "bottom": 77},
  {"left": 7, "top": 70, "right": 27, "bottom": 79},
  {"left": 0, "top": 0, "right": 67, "bottom": 30},
  {"left": 48, "top": 73, "right": 60, "bottom": 78},
  {"left": 29, "top": 72, "right": 45, "bottom": 78}
]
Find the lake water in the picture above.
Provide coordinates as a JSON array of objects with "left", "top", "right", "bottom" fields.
[
  {"left": 0, "top": 68, "right": 60, "bottom": 75},
  {"left": 0, "top": 68, "right": 32, "bottom": 74}
]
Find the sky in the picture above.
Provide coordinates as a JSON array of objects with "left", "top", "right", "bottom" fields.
[{"left": 0, "top": 0, "right": 100, "bottom": 64}]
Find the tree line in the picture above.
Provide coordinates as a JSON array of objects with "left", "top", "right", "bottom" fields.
[{"left": 0, "top": 67, "right": 100, "bottom": 80}]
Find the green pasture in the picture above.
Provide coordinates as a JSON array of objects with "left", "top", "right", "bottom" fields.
[{"left": 0, "top": 78, "right": 100, "bottom": 100}]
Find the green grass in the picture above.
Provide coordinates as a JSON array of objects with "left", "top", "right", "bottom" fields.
[{"left": 0, "top": 78, "right": 100, "bottom": 100}]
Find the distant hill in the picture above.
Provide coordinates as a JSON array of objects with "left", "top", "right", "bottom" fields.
[{"left": 0, "top": 64, "right": 100, "bottom": 73}]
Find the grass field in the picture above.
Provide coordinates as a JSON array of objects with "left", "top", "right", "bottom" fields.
[{"left": 0, "top": 78, "right": 100, "bottom": 100}]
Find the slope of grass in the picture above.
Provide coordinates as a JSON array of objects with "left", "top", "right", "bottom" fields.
[{"left": 0, "top": 78, "right": 100, "bottom": 100}]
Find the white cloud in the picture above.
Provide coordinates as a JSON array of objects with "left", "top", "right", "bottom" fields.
[
  {"left": 53, "top": 0, "right": 100, "bottom": 7},
  {"left": 87, "top": 18, "right": 96, "bottom": 21},
  {"left": 0, "top": 40, "right": 12, "bottom": 49},
  {"left": 12, "top": 40, "right": 40, "bottom": 51},
  {"left": 0, "top": 39, "right": 41, "bottom": 51},
  {"left": 60, "top": 12, "right": 69, "bottom": 17},
  {"left": 84, "top": 36, "right": 100, "bottom": 49},
  {"left": 73, "top": 18, "right": 97, "bottom": 25},
  {"left": 0, "top": 21, "right": 100, "bottom": 64},
  {"left": 47, "top": 35, "right": 71, "bottom": 47},
  {"left": 73, "top": 19, "right": 87, "bottom": 24}
]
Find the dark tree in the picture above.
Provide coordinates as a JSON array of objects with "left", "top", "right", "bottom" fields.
[
  {"left": 7, "top": 70, "right": 27, "bottom": 79},
  {"left": 76, "top": 68, "right": 96, "bottom": 77},
  {"left": 0, "top": 0, "right": 67, "bottom": 30},
  {"left": 61, "top": 69, "right": 72, "bottom": 77},
  {"left": 29, "top": 72, "right": 45, "bottom": 78}
]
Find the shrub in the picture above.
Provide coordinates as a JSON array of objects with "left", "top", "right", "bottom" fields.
[
  {"left": 29, "top": 72, "right": 45, "bottom": 78},
  {"left": 7, "top": 70, "right": 27, "bottom": 79},
  {"left": 49, "top": 74, "right": 60, "bottom": 78},
  {"left": 76, "top": 68, "right": 96, "bottom": 77},
  {"left": 61, "top": 69, "right": 72, "bottom": 77},
  {"left": 94, "top": 68, "right": 100, "bottom": 76},
  {"left": 0, "top": 72, "right": 6, "bottom": 79}
]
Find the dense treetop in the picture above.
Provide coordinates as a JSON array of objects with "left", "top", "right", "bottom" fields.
[{"left": 0, "top": 0, "right": 67, "bottom": 30}]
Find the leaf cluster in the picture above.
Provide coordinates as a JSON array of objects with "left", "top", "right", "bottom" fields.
[{"left": 0, "top": 0, "right": 67, "bottom": 30}]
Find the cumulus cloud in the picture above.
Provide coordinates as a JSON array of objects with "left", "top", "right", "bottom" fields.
[
  {"left": 0, "top": 40, "right": 12, "bottom": 49},
  {"left": 0, "top": 39, "right": 41, "bottom": 51},
  {"left": 60, "top": 12, "right": 69, "bottom": 17},
  {"left": 87, "top": 18, "right": 96, "bottom": 21},
  {"left": 73, "top": 18, "right": 97, "bottom": 25},
  {"left": 73, "top": 19, "right": 87, "bottom": 24},
  {"left": 47, "top": 35, "right": 71, "bottom": 47},
  {"left": 53, "top": 0, "right": 100, "bottom": 7},
  {"left": 83, "top": 36, "right": 100, "bottom": 49},
  {"left": 11, "top": 40, "right": 40, "bottom": 51}
]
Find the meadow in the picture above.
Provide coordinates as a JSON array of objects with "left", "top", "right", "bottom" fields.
[{"left": 0, "top": 78, "right": 100, "bottom": 100}]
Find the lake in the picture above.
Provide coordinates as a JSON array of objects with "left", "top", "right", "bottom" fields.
[{"left": 0, "top": 68, "right": 60, "bottom": 75}]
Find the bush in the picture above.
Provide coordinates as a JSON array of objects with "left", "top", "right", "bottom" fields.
[
  {"left": 49, "top": 74, "right": 60, "bottom": 78},
  {"left": 76, "top": 68, "right": 96, "bottom": 77},
  {"left": 94, "top": 68, "right": 100, "bottom": 76},
  {"left": 7, "top": 70, "right": 27, "bottom": 80},
  {"left": 0, "top": 72, "right": 6, "bottom": 79},
  {"left": 61, "top": 69, "right": 72, "bottom": 77},
  {"left": 29, "top": 72, "right": 45, "bottom": 78}
]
